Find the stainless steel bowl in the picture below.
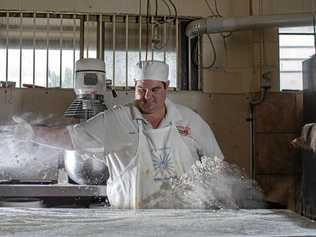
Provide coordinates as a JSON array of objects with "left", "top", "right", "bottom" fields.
[{"left": 64, "top": 150, "right": 109, "bottom": 185}]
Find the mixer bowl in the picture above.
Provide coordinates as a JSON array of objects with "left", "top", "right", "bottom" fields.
[{"left": 64, "top": 150, "right": 109, "bottom": 185}]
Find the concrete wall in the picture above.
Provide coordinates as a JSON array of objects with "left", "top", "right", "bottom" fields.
[
  {"left": 200, "top": 0, "right": 308, "bottom": 209},
  {"left": 201, "top": 1, "right": 279, "bottom": 94},
  {"left": 201, "top": 0, "right": 316, "bottom": 94}
]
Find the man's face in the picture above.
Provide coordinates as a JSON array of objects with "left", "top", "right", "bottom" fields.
[{"left": 135, "top": 80, "right": 169, "bottom": 114}]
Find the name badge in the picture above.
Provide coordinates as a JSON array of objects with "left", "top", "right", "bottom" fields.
[{"left": 176, "top": 125, "right": 191, "bottom": 136}]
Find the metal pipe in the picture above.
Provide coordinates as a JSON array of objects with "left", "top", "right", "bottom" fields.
[
  {"left": 86, "top": 14, "right": 89, "bottom": 58},
  {"left": 97, "top": 15, "right": 101, "bottom": 59},
  {"left": 139, "top": 0, "right": 142, "bottom": 63},
  {"left": 186, "top": 13, "right": 315, "bottom": 37},
  {"left": 314, "top": 15, "right": 316, "bottom": 54},
  {"left": 176, "top": 17, "right": 179, "bottom": 89},
  {"left": 72, "top": 14, "right": 76, "bottom": 86},
  {"left": 248, "top": 104, "right": 255, "bottom": 180},
  {"left": 188, "top": 36, "right": 191, "bottom": 90},
  {"left": 5, "top": 12, "right": 9, "bottom": 84},
  {"left": 163, "top": 16, "right": 167, "bottom": 63},
  {"left": 19, "top": 12, "right": 23, "bottom": 88},
  {"left": 32, "top": 12, "right": 36, "bottom": 86},
  {"left": 125, "top": 15, "right": 129, "bottom": 92},
  {"left": 197, "top": 34, "right": 201, "bottom": 90},
  {"left": 46, "top": 13, "right": 50, "bottom": 88},
  {"left": 112, "top": 14, "right": 116, "bottom": 88},
  {"left": 59, "top": 14, "right": 63, "bottom": 88},
  {"left": 98, "top": 14, "right": 105, "bottom": 60},
  {"left": 247, "top": 87, "right": 269, "bottom": 180},
  {"left": 79, "top": 15, "right": 84, "bottom": 59},
  {"left": 151, "top": 16, "right": 154, "bottom": 61},
  {"left": 101, "top": 21, "right": 105, "bottom": 61}
]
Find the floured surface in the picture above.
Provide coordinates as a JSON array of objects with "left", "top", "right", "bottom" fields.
[{"left": 0, "top": 208, "right": 316, "bottom": 237}]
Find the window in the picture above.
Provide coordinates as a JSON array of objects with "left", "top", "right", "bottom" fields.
[
  {"left": 279, "top": 26, "right": 316, "bottom": 90},
  {"left": 0, "top": 13, "right": 80, "bottom": 88},
  {"left": 0, "top": 12, "right": 178, "bottom": 89},
  {"left": 103, "top": 16, "right": 177, "bottom": 88}
]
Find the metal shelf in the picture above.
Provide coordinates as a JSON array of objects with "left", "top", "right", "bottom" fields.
[{"left": 0, "top": 184, "right": 107, "bottom": 197}]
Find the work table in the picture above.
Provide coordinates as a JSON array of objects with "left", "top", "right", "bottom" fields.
[{"left": 0, "top": 208, "right": 316, "bottom": 236}]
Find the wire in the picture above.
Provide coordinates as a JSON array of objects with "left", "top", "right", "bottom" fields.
[
  {"left": 214, "top": 0, "right": 222, "bottom": 17},
  {"left": 196, "top": 0, "right": 232, "bottom": 70},
  {"left": 143, "top": 0, "right": 178, "bottom": 57},
  {"left": 161, "top": 0, "right": 172, "bottom": 18},
  {"left": 191, "top": 0, "right": 219, "bottom": 70},
  {"left": 204, "top": 0, "right": 217, "bottom": 17},
  {"left": 166, "top": 0, "right": 177, "bottom": 23},
  {"left": 151, "top": 0, "right": 177, "bottom": 50},
  {"left": 212, "top": 0, "right": 232, "bottom": 39},
  {"left": 192, "top": 34, "right": 216, "bottom": 69},
  {"left": 152, "top": 24, "right": 164, "bottom": 50},
  {"left": 203, "top": 0, "right": 223, "bottom": 17},
  {"left": 145, "top": 0, "right": 150, "bottom": 61},
  {"left": 221, "top": 32, "right": 232, "bottom": 38}
]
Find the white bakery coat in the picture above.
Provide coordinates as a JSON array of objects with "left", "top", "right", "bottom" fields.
[{"left": 69, "top": 98, "right": 224, "bottom": 208}]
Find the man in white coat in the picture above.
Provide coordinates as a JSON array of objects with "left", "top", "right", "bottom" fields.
[{"left": 69, "top": 60, "right": 223, "bottom": 208}]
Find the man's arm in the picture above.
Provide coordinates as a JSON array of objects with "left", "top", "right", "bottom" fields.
[
  {"left": 67, "top": 112, "right": 106, "bottom": 152},
  {"left": 192, "top": 114, "right": 224, "bottom": 160},
  {"left": 68, "top": 106, "right": 135, "bottom": 153},
  {"left": 33, "top": 126, "right": 73, "bottom": 150}
]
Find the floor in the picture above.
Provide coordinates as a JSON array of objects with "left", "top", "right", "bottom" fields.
[{"left": 1, "top": 208, "right": 316, "bottom": 237}]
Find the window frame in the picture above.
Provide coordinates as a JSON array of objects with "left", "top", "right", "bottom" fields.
[
  {"left": 0, "top": 11, "right": 187, "bottom": 90},
  {"left": 278, "top": 27, "right": 316, "bottom": 91}
]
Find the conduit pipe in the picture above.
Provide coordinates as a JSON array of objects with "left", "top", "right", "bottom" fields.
[
  {"left": 186, "top": 13, "right": 315, "bottom": 37},
  {"left": 185, "top": 13, "right": 316, "bottom": 184}
]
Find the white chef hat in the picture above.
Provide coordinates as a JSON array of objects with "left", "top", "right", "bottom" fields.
[{"left": 135, "top": 60, "right": 169, "bottom": 82}]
